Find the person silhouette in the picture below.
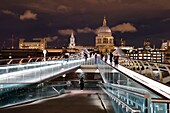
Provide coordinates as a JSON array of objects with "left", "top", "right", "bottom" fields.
[
  {"left": 79, "top": 77, "right": 84, "bottom": 90},
  {"left": 84, "top": 53, "right": 88, "bottom": 62},
  {"left": 109, "top": 52, "right": 113, "bottom": 65},
  {"left": 114, "top": 52, "right": 119, "bottom": 67},
  {"left": 104, "top": 53, "right": 108, "bottom": 62}
]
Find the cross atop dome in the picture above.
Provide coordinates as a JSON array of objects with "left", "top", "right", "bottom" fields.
[
  {"left": 103, "top": 16, "right": 107, "bottom": 27},
  {"left": 97, "top": 16, "right": 111, "bottom": 33}
]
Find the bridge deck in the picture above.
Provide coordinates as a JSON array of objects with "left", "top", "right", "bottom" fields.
[{"left": 0, "top": 90, "right": 107, "bottom": 113}]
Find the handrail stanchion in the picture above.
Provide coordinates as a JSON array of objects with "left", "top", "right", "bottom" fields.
[
  {"left": 145, "top": 62, "right": 154, "bottom": 79},
  {"left": 139, "top": 60, "right": 147, "bottom": 75},
  {"left": 154, "top": 63, "right": 163, "bottom": 82}
]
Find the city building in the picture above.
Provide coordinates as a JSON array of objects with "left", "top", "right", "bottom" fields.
[
  {"left": 120, "top": 38, "right": 126, "bottom": 47},
  {"left": 124, "top": 39, "right": 164, "bottom": 63},
  {"left": 66, "top": 32, "right": 95, "bottom": 53},
  {"left": 161, "top": 40, "right": 170, "bottom": 50},
  {"left": 144, "top": 38, "right": 152, "bottom": 50},
  {"left": 74, "top": 46, "right": 95, "bottom": 52},
  {"left": 96, "top": 16, "right": 114, "bottom": 52},
  {"left": 126, "top": 48, "right": 164, "bottom": 63},
  {"left": 116, "top": 38, "right": 134, "bottom": 50},
  {"left": 161, "top": 40, "right": 170, "bottom": 63},
  {"left": 19, "top": 38, "right": 47, "bottom": 50},
  {"left": 164, "top": 50, "right": 170, "bottom": 64}
]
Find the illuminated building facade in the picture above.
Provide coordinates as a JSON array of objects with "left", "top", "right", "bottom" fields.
[
  {"left": 144, "top": 38, "right": 152, "bottom": 50},
  {"left": 19, "top": 38, "right": 47, "bottom": 50},
  {"left": 161, "top": 40, "right": 170, "bottom": 50},
  {"left": 96, "top": 16, "right": 114, "bottom": 52},
  {"left": 123, "top": 39, "right": 165, "bottom": 63},
  {"left": 161, "top": 40, "right": 170, "bottom": 63},
  {"left": 126, "top": 49, "right": 164, "bottom": 63}
]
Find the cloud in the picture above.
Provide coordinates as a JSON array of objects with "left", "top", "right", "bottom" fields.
[
  {"left": 77, "top": 27, "right": 95, "bottom": 33},
  {"left": 57, "top": 5, "right": 71, "bottom": 13},
  {"left": 162, "top": 18, "right": 170, "bottom": 22},
  {"left": 5, "top": 0, "right": 170, "bottom": 18},
  {"left": 58, "top": 29, "right": 74, "bottom": 35},
  {"left": 19, "top": 2, "right": 72, "bottom": 14},
  {"left": 140, "top": 25, "right": 150, "bottom": 28},
  {"left": 45, "top": 36, "right": 58, "bottom": 42},
  {"left": 111, "top": 23, "right": 137, "bottom": 33},
  {"left": 1, "top": 10, "right": 16, "bottom": 16},
  {"left": 20, "top": 10, "right": 37, "bottom": 20}
]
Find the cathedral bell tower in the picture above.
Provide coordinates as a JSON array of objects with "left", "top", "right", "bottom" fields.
[{"left": 69, "top": 32, "right": 76, "bottom": 48}]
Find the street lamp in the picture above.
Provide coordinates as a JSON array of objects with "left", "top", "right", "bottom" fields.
[{"left": 43, "top": 49, "right": 47, "bottom": 61}]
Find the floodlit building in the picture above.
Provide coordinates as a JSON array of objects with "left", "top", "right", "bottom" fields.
[
  {"left": 124, "top": 39, "right": 165, "bottom": 63},
  {"left": 161, "top": 40, "right": 170, "bottom": 50},
  {"left": 144, "top": 38, "right": 152, "bottom": 50},
  {"left": 67, "top": 32, "right": 95, "bottom": 53},
  {"left": 116, "top": 38, "right": 134, "bottom": 50},
  {"left": 160, "top": 40, "right": 170, "bottom": 63},
  {"left": 125, "top": 48, "right": 164, "bottom": 63},
  {"left": 19, "top": 38, "right": 47, "bottom": 50},
  {"left": 96, "top": 16, "right": 114, "bottom": 52}
]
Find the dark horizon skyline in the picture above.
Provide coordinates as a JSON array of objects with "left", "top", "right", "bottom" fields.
[{"left": 1, "top": 0, "right": 170, "bottom": 49}]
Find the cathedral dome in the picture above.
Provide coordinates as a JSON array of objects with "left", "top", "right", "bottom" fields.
[
  {"left": 95, "top": 16, "right": 115, "bottom": 52},
  {"left": 97, "top": 26, "right": 111, "bottom": 33}
]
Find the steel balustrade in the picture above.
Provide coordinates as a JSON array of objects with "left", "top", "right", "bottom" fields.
[
  {"left": 119, "top": 57, "right": 170, "bottom": 83},
  {"left": 0, "top": 56, "right": 62, "bottom": 65},
  {"left": 0, "top": 56, "right": 95, "bottom": 84},
  {"left": 97, "top": 59, "right": 170, "bottom": 113}
]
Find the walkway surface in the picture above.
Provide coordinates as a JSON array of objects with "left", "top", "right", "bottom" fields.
[{"left": 0, "top": 90, "right": 106, "bottom": 113}]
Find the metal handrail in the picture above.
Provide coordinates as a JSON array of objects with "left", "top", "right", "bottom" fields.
[
  {"left": 0, "top": 56, "right": 63, "bottom": 65},
  {"left": 104, "top": 83, "right": 150, "bottom": 98},
  {"left": 151, "top": 98, "right": 170, "bottom": 103},
  {"left": 100, "top": 85, "right": 141, "bottom": 113},
  {"left": 0, "top": 57, "right": 94, "bottom": 84},
  {"left": 119, "top": 57, "right": 170, "bottom": 82}
]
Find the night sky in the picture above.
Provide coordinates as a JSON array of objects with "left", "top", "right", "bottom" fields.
[{"left": 0, "top": 0, "right": 170, "bottom": 48}]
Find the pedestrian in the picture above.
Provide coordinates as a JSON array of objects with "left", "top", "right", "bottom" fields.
[
  {"left": 67, "top": 80, "right": 71, "bottom": 87},
  {"left": 114, "top": 52, "right": 119, "bottom": 67},
  {"left": 95, "top": 53, "right": 97, "bottom": 64},
  {"left": 79, "top": 77, "right": 84, "bottom": 90},
  {"left": 104, "top": 53, "right": 108, "bottom": 63},
  {"left": 97, "top": 53, "right": 101, "bottom": 64},
  {"left": 109, "top": 52, "right": 113, "bottom": 65},
  {"left": 64, "top": 53, "right": 69, "bottom": 62},
  {"left": 100, "top": 52, "right": 104, "bottom": 60},
  {"left": 84, "top": 53, "right": 88, "bottom": 62}
]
